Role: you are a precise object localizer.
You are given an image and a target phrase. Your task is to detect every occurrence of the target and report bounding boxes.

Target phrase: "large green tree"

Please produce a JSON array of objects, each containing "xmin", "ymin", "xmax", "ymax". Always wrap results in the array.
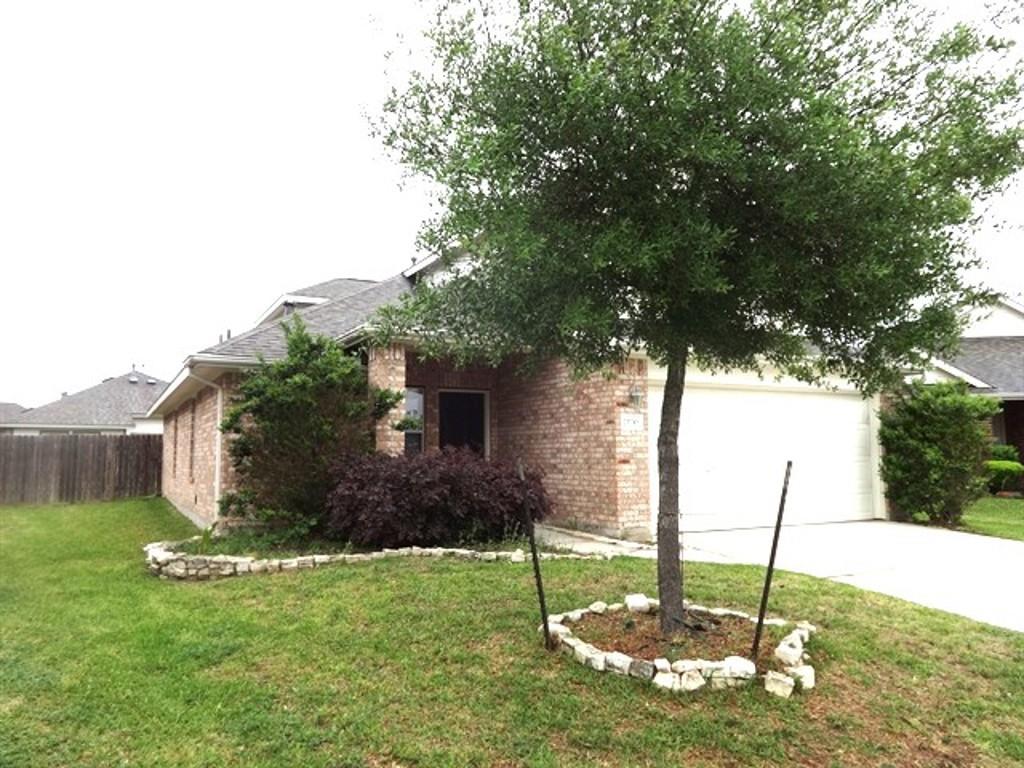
[{"xmin": 376, "ymin": 0, "xmax": 1023, "ymax": 633}]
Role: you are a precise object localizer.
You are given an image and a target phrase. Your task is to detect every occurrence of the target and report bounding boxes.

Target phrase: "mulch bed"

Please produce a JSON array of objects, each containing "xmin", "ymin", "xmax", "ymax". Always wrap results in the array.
[{"xmin": 573, "ymin": 610, "xmax": 787, "ymax": 668}]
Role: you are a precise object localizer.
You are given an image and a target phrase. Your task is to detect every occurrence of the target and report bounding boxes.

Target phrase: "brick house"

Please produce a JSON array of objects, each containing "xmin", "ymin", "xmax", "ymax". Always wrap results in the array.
[
  {"xmin": 924, "ymin": 297, "xmax": 1024, "ymax": 459},
  {"xmin": 1, "ymin": 372, "xmax": 166, "ymax": 435},
  {"xmin": 149, "ymin": 261, "xmax": 892, "ymax": 536}
]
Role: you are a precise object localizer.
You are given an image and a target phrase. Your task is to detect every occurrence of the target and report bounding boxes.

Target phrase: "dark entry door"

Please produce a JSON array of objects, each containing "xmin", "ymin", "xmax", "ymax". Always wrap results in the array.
[{"xmin": 438, "ymin": 391, "xmax": 486, "ymax": 455}]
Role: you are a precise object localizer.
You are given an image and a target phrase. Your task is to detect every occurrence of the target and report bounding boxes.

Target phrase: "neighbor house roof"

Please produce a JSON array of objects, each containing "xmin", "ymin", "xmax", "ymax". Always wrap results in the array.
[
  {"xmin": 202, "ymin": 275, "xmax": 412, "ymax": 362},
  {"xmin": 2, "ymin": 372, "xmax": 168, "ymax": 428},
  {"xmin": 949, "ymin": 337, "xmax": 1024, "ymax": 398},
  {"xmin": 0, "ymin": 402, "xmax": 27, "ymax": 421}
]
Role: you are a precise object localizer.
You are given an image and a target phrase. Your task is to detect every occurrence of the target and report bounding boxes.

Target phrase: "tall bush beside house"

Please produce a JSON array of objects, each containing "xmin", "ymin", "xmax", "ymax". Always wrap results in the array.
[
  {"xmin": 220, "ymin": 318, "xmax": 400, "ymax": 536},
  {"xmin": 879, "ymin": 382, "xmax": 1000, "ymax": 525}
]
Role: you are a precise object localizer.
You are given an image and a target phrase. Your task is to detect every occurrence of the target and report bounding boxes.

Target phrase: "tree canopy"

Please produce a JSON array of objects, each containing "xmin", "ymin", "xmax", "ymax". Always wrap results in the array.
[
  {"xmin": 378, "ymin": 0, "xmax": 1022, "ymax": 388},
  {"xmin": 376, "ymin": 0, "xmax": 1023, "ymax": 632}
]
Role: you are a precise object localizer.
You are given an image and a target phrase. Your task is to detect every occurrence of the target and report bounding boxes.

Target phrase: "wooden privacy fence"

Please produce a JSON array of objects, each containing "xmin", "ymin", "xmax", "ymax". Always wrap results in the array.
[{"xmin": 0, "ymin": 434, "xmax": 162, "ymax": 505}]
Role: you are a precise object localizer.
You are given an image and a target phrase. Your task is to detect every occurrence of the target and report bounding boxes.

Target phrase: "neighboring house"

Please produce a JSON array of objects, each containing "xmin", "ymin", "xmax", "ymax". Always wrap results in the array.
[
  {"xmin": 0, "ymin": 403, "xmax": 27, "ymax": 422},
  {"xmin": 0, "ymin": 372, "xmax": 168, "ymax": 436},
  {"xmin": 150, "ymin": 262, "xmax": 889, "ymax": 536},
  {"xmin": 926, "ymin": 297, "xmax": 1024, "ymax": 458}
]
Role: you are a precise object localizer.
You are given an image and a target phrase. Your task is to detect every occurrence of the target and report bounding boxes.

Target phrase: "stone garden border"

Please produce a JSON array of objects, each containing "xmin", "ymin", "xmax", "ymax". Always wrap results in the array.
[
  {"xmin": 143, "ymin": 537, "xmax": 614, "ymax": 581},
  {"xmin": 547, "ymin": 593, "xmax": 817, "ymax": 699}
]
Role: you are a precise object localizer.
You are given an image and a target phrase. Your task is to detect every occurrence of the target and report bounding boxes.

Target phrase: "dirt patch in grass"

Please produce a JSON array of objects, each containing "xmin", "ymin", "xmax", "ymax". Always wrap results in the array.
[{"xmin": 573, "ymin": 610, "xmax": 786, "ymax": 667}]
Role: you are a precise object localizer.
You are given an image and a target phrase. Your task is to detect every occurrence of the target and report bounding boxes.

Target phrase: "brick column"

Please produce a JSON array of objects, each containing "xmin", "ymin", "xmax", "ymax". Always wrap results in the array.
[
  {"xmin": 367, "ymin": 343, "xmax": 407, "ymax": 455},
  {"xmin": 612, "ymin": 357, "xmax": 652, "ymax": 540}
]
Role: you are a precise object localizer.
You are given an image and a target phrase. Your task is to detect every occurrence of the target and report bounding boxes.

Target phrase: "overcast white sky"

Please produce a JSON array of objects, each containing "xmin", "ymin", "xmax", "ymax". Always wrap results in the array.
[{"xmin": 1, "ymin": 1, "xmax": 1020, "ymax": 408}]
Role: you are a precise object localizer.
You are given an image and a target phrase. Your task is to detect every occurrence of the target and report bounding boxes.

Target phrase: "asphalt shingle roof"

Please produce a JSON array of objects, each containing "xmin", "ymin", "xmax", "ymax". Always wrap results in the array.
[
  {"xmin": 950, "ymin": 337, "xmax": 1024, "ymax": 395},
  {"xmin": 201, "ymin": 275, "xmax": 411, "ymax": 360},
  {"xmin": 2, "ymin": 372, "xmax": 169, "ymax": 427},
  {"xmin": 0, "ymin": 403, "xmax": 27, "ymax": 421},
  {"xmin": 288, "ymin": 277, "xmax": 379, "ymax": 301}
]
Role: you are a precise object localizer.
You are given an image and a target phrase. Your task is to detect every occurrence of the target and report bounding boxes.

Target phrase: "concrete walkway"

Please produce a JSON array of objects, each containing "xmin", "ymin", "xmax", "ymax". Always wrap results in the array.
[{"xmin": 537, "ymin": 521, "xmax": 1024, "ymax": 633}]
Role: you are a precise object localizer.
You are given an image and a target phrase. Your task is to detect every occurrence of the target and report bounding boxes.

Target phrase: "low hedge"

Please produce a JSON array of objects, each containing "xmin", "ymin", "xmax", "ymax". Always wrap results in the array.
[
  {"xmin": 991, "ymin": 443, "xmax": 1020, "ymax": 463},
  {"xmin": 986, "ymin": 460, "xmax": 1024, "ymax": 494},
  {"xmin": 326, "ymin": 448, "xmax": 550, "ymax": 548}
]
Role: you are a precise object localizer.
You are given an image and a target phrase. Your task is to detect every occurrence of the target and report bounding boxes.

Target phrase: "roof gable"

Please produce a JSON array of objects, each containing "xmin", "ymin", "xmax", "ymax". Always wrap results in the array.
[
  {"xmin": 202, "ymin": 275, "xmax": 411, "ymax": 361},
  {"xmin": 948, "ymin": 337, "xmax": 1024, "ymax": 396},
  {"xmin": 963, "ymin": 298, "xmax": 1024, "ymax": 338}
]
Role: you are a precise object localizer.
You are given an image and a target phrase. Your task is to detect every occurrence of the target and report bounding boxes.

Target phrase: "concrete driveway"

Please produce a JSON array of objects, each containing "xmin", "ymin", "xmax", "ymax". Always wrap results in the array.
[{"xmin": 538, "ymin": 521, "xmax": 1024, "ymax": 632}]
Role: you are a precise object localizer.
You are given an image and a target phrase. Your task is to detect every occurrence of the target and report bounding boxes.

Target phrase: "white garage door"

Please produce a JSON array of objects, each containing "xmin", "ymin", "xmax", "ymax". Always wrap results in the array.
[{"xmin": 647, "ymin": 376, "xmax": 881, "ymax": 532}]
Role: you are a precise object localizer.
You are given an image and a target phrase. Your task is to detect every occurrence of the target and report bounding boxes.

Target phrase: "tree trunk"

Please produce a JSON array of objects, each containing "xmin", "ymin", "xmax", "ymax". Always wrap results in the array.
[{"xmin": 657, "ymin": 350, "xmax": 688, "ymax": 634}]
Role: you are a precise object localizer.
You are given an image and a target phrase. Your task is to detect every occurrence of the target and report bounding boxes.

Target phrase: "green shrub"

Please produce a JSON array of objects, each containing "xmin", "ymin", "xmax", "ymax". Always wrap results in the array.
[
  {"xmin": 991, "ymin": 443, "xmax": 1021, "ymax": 463},
  {"xmin": 986, "ymin": 460, "xmax": 1024, "ymax": 493},
  {"xmin": 220, "ymin": 317, "xmax": 400, "ymax": 537},
  {"xmin": 879, "ymin": 381, "xmax": 1000, "ymax": 525}
]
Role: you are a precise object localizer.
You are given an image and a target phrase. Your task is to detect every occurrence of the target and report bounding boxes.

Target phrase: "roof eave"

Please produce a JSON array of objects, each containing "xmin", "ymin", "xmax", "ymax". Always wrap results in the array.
[
  {"xmin": 254, "ymin": 293, "xmax": 329, "ymax": 325},
  {"xmin": 146, "ymin": 355, "xmax": 259, "ymax": 418},
  {"xmin": 930, "ymin": 358, "xmax": 995, "ymax": 390}
]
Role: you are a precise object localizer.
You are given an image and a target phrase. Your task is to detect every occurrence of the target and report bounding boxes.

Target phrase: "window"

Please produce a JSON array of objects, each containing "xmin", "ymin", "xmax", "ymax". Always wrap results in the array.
[{"xmin": 404, "ymin": 387, "xmax": 425, "ymax": 456}]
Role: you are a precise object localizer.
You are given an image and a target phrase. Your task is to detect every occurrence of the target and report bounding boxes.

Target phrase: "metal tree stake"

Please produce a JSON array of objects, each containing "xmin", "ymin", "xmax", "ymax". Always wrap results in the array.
[
  {"xmin": 517, "ymin": 458, "xmax": 556, "ymax": 651},
  {"xmin": 751, "ymin": 460, "xmax": 793, "ymax": 664}
]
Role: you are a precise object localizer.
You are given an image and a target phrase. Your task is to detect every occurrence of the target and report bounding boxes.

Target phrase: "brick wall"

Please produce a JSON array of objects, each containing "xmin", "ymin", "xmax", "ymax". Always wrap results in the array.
[
  {"xmin": 367, "ymin": 344, "xmax": 407, "ymax": 455},
  {"xmin": 405, "ymin": 355, "xmax": 500, "ymax": 455},
  {"xmin": 494, "ymin": 357, "xmax": 650, "ymax": 539},
  {"xmin": 161, "ymin": 373, "xmax": 238, "ymax": 526},
  {"xmin": 369, "ymin": 344, "xmax": 652, "ymax": 539}
]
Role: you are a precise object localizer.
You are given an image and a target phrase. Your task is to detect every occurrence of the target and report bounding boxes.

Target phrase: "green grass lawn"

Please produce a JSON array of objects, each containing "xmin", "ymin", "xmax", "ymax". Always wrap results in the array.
[
  {"xmin": 2, "ymin": 499, "xmax": 1024, "ymax": 767},
  {"xmin": 962, "ymin": 496, "xmax": 1024, "ymax": 542}
]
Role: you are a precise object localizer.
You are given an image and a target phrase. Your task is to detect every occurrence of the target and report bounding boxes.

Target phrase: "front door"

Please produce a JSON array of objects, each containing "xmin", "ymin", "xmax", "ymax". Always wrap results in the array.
[{"xmin": 438, "ymin": 391, "xmax": 487, "ymax": 455}]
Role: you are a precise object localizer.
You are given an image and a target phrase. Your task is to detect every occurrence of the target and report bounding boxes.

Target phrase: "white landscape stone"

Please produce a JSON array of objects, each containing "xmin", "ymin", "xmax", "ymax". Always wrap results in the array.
[
  {"xmin": 654, "ymin": 657, "xmax": 672, "ymax": 674},
  {"xmin": 679, "ymin": 669, "xmax": 707, "ymax": 692},
  {"xmin": 560, "ymin": 636, "xmax": 584, "ymax": 655},
  {"xmin": 719, "ymin": 656, "xmax": 757, "ymax": 679},
  {"xmin": 625, "ymin": 593, "xmax": 651, "ymax": 613},
  {"xmin": 774, "ymin": 639, "xmax": 803, "ymax": 667},
  {"xmin": 586, "ymin": 651, "xmax": 607, "ymax": 671},
  {"xmin": 588, "ymin": 601, "xmax": 608, "ymax": 615},
  {"xmin": 542, "ymin": 623, "xmax": 573, "ymax": 639},
  {"xmin": 573, "ymin": 643, "xmax": 606, "ymax": 671},
  {"xmin": 796, "ymin": 620, "xmax": 817, "ymax": 635},
  {"xmin": 786, "ymin": 665, "xmax": 816, "ymax": 690},
  {"xmin": 605, "ymin": 651, "xmax": 633, "ymax": 675},
  {"xmin": 606, "ymin": 603, "xmax": 624, "ymax": 613},
  {"xmin": 652, "ymin": 671, "xmax": 681, "ymax": 692},
  {"xmin": 628, "ymin": 658, "xmax": 655, "ymax": 680},
  {"xmin": 764, "ymin": 671, "xmax": 796, "ymax": 699},
  {"xmin": 510, "ymin": 549, "xmax": 526, "ymax": 563}
]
